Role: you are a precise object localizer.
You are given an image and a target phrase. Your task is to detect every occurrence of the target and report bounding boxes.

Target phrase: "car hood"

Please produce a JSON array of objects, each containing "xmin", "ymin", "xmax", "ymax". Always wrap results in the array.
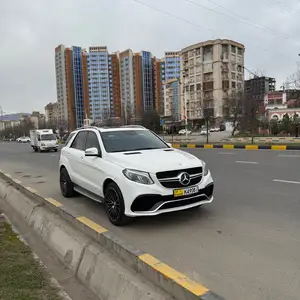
[{"xmin": 105, "ymin": 148, "xmax": 203, "ymax": 173}]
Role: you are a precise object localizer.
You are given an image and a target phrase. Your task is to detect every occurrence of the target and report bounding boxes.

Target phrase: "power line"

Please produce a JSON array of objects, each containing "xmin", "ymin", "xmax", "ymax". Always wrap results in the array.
[
  {"xmin": 205, "ymin": 0, "xmax": 300, "ymax": 44},
  {"xmin": 132, "ymin": 0, "xmax": 215, "ymax": 35},
  {"xmin": 266, "ymin": 0, "xmax": 295, "ymax": 13},
  {"xmin": 184, "ymin": 0, "xmax": 300, "ymax": 45},
  {"xmin": 131, "ymin": 0, "xmax": 297, "ymax": 60}
]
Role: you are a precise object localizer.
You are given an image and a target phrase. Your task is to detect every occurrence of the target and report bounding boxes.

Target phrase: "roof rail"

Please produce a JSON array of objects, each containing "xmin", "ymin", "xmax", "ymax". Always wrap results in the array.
[
  {"xmin": 76, "ymin": 125, "xmax": 99, "ymax": 130},
  {"xmin": 120, "ymin": 125, "xmax": 146, "ymax": 129}
]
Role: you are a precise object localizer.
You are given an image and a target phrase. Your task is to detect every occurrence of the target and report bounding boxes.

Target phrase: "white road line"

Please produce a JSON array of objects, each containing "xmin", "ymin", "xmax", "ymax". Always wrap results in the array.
[
  {"xmin": 278, "ymin": 154, "xmax": 300, "ymax": 158},
  {"xmin": 218, "ymin": 152, "xmax": 235, "ymax": 155},
  {"xmin": 236, "ymin": 161, "xmax": 258, "ymax": 164},
  {"xmin": 273, "ymin": 179, "xmax": 300, "ymax": 185}
]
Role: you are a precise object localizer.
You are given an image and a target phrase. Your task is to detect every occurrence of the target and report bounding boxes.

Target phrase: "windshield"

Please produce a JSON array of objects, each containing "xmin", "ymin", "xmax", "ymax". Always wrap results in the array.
[
  {"xmin": 100, "ymin": 130, "xmax": 168, "ymax": 153},
  {"xmin": 40, "ymin": 134, "xmax": 56, "ymax": 141}
]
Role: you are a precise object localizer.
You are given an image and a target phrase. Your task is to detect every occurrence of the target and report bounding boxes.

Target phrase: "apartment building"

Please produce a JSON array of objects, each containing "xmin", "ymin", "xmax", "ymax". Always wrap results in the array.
[
  {"xmin": 164, "ymin": 51, "xmax": 181, "ymax": 120},
  {"xmin": 44, "ymin": 102, "xmax": 59, "ymax": 124},
  {"xmin": 165, "ymin": 51, "xmax": 181, "ymax": 81},
  {"xmin": 55, "ymin": 45, "xmax": 89, "ymax": 130},
  {"xmin": 153, "ymin": 57, "xmax": 164, "ymax": 115},
  {"xmin": 180, "ymin": 39, "xmax": 245, "ymax": 124},
  {"xmin": 109, "ymin": 53, "xmax": 121, "ymax": 118},
  {"xmin": 54, "ymin": 45, "xmax": 68, "ymax": 125},
  {"xmin": 87, "ymin": 46, "xmax": 111, "ymax": 122},
  {"xmin": 164, "ymin": 79, "xmax": 180, "ymax": 121},
  {"xmin": 141, "ymin": 51, "xmax": 154, "ymax": 113},
  {"xmin": 119, "ymin": 49, "xmax": 135, "ymax": 119}
]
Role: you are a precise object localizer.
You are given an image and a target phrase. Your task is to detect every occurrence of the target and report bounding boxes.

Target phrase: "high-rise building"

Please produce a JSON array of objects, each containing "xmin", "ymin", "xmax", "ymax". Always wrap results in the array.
[
  {"xmin": 54, "ymin": 45, "xmax": 68, "ymax": 126},
  {"xmin": 140, "ymin": 51, "xmax": 154, "ymax": 113},
  {"xmin": 87, "ymin": 46, "xmax": 111, "ymax": 123},
  {"xmin": 153, "ymin": 57, "xmax": 164, "ymax": 115},
  {"xmin": 164, "ymin": 79, "xmax": 180, "ymax": 120},
  {"xmin": 55, "ymin": 45, "xmax": 89, "ymax": 130},
  {"xmin": 109, "ymin": 52, "xmax": 121, "ymax": 118},
  {"xmin": 180, "ymin": 39, "xmax": 245, "ymax": 124},
  {"xmin": 133, "ymin": 52, "xmax": 143, "ymax": 119},
  {"xmin": 119, "ymin": 49, "xmax": 135, "ymax": 120},
  {"xmin": 164, "ymin": 52, "xmax": 181, "ymax": 119},
  {"xmin": 165, "ymin": 51, "xmax": 181, "ymax": 81}
]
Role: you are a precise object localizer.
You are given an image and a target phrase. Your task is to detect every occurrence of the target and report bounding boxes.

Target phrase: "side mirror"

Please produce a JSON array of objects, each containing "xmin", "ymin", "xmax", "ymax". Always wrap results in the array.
[
  {"xmin": 167, "ymin": 142, "xmax": 172, "ymax": 147},
  {"xmin": 85, "ymin": 147, "xmax": 100, "ymax": 157}
]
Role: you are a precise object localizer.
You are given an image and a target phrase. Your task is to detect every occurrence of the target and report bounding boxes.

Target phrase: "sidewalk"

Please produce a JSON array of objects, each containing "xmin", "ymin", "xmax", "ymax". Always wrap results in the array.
[{"xmin": 0, "ymin": 215, "xmax": 64, "ymax": 300}]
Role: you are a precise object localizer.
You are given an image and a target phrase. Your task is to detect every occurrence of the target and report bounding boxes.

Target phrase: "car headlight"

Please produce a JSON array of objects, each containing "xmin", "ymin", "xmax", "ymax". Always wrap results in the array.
[
  {"xmin": 41, "ymin": 143, "xmax": 45, "ymax": 146},
  {"xmin": 122, "ymin": 169, "xmax": 154, "ymax": 185},
  {"xmin": 202, "ymin": 161, "xmax": 209, "ymax": 176}
]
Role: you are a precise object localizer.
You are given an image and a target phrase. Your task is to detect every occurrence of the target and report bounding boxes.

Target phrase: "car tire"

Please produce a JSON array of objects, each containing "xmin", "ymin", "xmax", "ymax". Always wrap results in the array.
[
  {"xmin": 104, "ymin": 182, "xmax": 131, "ymax": 226},
  {"xmin": 60, "ymin": 167, "xmax": 76, "ymax": 197},
  {"xmin": 34, "ymin": 147, "xmax": 38, "ymax": 152},
  {"xmin": 54, "ymin": 149, "xmax": 58, "ymax": 152}
]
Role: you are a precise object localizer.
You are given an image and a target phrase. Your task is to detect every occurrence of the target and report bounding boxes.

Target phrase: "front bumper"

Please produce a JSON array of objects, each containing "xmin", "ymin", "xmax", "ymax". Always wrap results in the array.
[
  {"xmin": 40, "ymin": 145, "xmax": 58, "ymax": 151},
  {"xmin": 120, "ymin": 171, "xmax": 214, "ymax": 217}
]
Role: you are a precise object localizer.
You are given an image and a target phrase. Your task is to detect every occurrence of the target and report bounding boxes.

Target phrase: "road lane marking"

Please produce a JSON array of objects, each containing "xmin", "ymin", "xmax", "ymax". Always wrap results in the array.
[
  {"xmin": 273, "ymin": 179, "xmax": 300, "ymax": 185},
  {"xmin": 236, "ymin": 160, "xmax": 258, "ymax": 164},
  {"xmin": 218, "ymin": 152, "xmax": 235, "ymax": 155},
  {"xmin": 278, "ymin": 154, "xmax": 300, "ymax": 157}
]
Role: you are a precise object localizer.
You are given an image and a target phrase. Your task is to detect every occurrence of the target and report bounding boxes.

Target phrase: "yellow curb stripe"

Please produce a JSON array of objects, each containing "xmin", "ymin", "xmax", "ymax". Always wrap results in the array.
[
  {"xmin": 187, "ymin": 144, "xmax": 196, "ymax": 148},
  {"xmin": 271, "ymin": 145, "xmax": 287, "ymax": 151},
  {"xmin": 245, "ymin": 145, "xmax": 258, "ymax": 150},
  {"xmin": 76, "ymin": 216, "xmax": 108, "ymax": 233},
  {"xmin": 4, "ymin": 173, "xmax": 12, "ymax": 178},
  {"xmin": 204, "ymin": 144, "xmax": 214, "ymax": 149},
  {"xmin": 13, "ymin": 179, "xmax": 22, "ymax": 184},
  {"xmin": 25, "ymin": 187, "xmax": 39, "ymax": 194},
  {"xmin": 172, "ymin": 143, "xmax": 180, "ymax": 148},
  {"xmin": 45, "ymin": 197, "xmax": 63, "ymax": 208},
  {"xmin": 223, "ymin": 144, "xmax": 234, "ymax": 149},
  {"xmin": 139, "ymin": 254, "xmax": 209, "ymax": 296}
]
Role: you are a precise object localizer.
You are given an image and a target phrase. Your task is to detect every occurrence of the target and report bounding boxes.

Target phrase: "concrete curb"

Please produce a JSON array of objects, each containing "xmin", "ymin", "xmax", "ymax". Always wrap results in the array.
[
  {"xmin": 0, "ymin": 171, "xmax": 225, "ymax": 300},
  {"xmin": 171, "ymin": 143, "xmax": 300, "ymax": 150}
]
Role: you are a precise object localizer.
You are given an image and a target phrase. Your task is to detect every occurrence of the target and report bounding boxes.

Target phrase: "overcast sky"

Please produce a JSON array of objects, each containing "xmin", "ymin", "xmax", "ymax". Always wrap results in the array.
[{"xmin": 1, "ymin": 0, "xmax": 300, "ymax": 114}]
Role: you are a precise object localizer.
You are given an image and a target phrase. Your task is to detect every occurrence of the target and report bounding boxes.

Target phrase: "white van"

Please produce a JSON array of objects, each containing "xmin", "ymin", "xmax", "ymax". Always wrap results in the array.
[{"xmin": 30, "ymin": 129, "xmax": 58, "ymax": 152}]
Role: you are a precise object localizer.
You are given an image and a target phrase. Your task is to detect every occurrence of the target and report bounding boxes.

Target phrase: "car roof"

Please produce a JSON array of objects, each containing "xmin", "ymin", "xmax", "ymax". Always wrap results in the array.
[{"xmin": 72, "ymin": 125, "xmax": 148, "ymax": 134}]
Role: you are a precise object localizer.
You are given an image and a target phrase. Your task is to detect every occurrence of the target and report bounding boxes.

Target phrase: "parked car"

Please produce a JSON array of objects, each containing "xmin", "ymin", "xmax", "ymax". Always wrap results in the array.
[
  {"xmin": 59, "ymin": 125, "xmax": 214, "ymax": 226},
  {"xmin": 200, "ymin": 129, "xmax": 210, "ymax": 135},
  {"xmin": 178, "ymin": 129, "xmax": 192, "ymax": 135},
  {"xmin": 16, "ymin": 136, "xmax": 30, "ymax": 143}
]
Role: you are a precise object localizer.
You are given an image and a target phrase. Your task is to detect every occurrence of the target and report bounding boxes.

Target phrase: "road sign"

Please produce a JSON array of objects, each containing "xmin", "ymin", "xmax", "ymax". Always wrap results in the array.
[{"xmin": 160, "ymin": 119, "xmax": 165, "ymax": 125}]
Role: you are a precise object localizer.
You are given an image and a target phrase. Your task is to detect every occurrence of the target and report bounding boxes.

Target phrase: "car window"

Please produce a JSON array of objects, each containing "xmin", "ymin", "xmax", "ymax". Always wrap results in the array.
[
  {"xmin": 70, "ymin": 131, "xmax": 88, "ymax": 151},
  {"xmin": 86, "ymin": 131, "xmax": 100, "ymax": 151},
  {"xmin": 100, "ymin": 130, "xmax": 168, "ymax": 153},
  {"xmin": 65, "ymin": 132, "xmax": 76, "ymax": 146}
]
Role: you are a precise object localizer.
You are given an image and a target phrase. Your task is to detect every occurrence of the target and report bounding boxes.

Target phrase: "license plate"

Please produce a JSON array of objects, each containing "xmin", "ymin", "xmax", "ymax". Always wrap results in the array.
[{"xmin": 173, "ymin": 186, "xmax": 199, "ymax": 197}]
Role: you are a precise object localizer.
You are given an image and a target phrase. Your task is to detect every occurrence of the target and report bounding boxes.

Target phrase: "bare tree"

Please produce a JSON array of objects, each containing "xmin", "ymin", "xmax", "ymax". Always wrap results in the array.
[
  {"xmin": 286, "ymin": 67, "xmax": 300, "ymax": 90},
  {"xmin": 223, "ymin": 90, "xmax": 256, "ymax": 136}
]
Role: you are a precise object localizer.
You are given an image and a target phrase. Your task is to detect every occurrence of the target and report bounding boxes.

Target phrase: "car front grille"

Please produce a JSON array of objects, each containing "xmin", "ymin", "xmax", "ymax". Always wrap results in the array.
[{"xmin": 156, "ymin": 167, "xmax": 202, "ymax": 188}]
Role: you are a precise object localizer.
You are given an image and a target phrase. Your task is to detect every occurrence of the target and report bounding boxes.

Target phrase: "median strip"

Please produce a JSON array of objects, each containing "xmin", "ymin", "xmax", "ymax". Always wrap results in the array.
[
  {"xmin": 0, "ymin": 171, "xmax": 225, "ymax": 300},
  {"xmin": 172, "ymin": 143, "xmax": 300, "ymax": 150}
]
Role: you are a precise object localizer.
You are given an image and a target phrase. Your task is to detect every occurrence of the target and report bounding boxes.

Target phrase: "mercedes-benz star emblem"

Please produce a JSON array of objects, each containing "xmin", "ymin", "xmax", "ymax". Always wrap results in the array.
[{"xmin": 179, "ymin": 172, "xmax": 191, "ymax": 186}]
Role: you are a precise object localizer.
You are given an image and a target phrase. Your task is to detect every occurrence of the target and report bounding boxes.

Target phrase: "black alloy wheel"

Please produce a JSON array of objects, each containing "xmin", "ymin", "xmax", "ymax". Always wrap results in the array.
[
  {"xmin": 104, "ymin": 182, "xmax": 130, "ymax": 226},
  {"xmin": 60, "ymin": 167, "xmax": 75, "ymax": 197}
]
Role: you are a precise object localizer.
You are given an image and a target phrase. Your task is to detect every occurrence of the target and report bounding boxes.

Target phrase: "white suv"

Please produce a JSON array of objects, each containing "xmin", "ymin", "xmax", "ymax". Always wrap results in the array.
[{"xmin": 59, "ymin": 126, "xmax": 214, "ymax": 226}]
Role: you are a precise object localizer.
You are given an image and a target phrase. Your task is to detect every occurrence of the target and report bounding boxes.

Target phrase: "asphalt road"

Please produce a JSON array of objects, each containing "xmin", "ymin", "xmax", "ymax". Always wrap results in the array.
[{"xmin": 0, "ymin": 142, "xmax": 300, "ymax": 300}]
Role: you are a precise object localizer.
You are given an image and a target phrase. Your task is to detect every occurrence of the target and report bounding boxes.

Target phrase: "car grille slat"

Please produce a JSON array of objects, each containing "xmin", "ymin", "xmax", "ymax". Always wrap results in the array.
[{"xmin": 156, "ymin": 167, "xmax": 203, "ymax": 188}]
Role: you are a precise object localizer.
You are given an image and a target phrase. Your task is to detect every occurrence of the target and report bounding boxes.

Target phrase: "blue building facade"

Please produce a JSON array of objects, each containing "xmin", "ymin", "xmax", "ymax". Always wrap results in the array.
[
  {"xmin": 164, "ymin": 52, "xmax": 181, "ymax": 118},
  {"xmin": 71, "ymin": 46, "xmax": 85, "ymax": 128},
  {"xmin": 141, "ymin": 51, "xmax": 154, "ymax": 113},
  {"xmin": 87, "ymin": 46, "xmax": 111, "ymax": 123}
]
